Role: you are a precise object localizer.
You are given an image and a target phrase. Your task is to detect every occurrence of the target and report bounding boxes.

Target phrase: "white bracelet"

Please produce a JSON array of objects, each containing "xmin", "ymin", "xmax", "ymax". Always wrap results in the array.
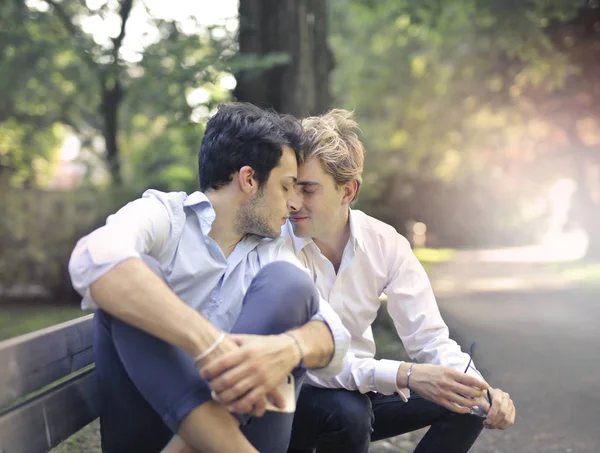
[
  {"xmin": 395, "ymin": 361, "xmax": 409, "ymax": 403},
  {"xmin": 193, "ymin": 332, "xmax": 226, "ymax": 364}
]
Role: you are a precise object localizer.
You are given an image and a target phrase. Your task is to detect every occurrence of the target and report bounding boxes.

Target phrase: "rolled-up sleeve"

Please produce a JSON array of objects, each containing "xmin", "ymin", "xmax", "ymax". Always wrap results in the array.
[{"xmin": 68, "ymin": 191, "xmax": 176, "ymax": 310}]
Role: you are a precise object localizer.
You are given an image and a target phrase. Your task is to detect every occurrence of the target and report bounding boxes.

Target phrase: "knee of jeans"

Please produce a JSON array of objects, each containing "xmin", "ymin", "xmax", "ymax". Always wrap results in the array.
[
  {"xmin": 258, "ymin": 261, "xmax": 320, "ymax": 318},
  {"xmin": 329, "ymin": 393, "xmax": 374, "ymax": 442},
  {"xmin": 324, "ymin": 391, "xmax": 373, "ymax": 433}
]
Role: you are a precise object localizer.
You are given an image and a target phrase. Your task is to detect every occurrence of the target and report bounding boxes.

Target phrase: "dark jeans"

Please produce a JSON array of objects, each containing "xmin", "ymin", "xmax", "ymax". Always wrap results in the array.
[
  {"xmin": 94, "ymin": 259, "xmax": 320, "ymax": 453},
  {"xmin": 287, "ymin": 385, "xmax": 484, "ymax": 453}
]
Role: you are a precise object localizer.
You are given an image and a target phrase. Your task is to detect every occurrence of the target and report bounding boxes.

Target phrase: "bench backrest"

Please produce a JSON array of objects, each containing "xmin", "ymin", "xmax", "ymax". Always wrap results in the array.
[{"xmin": 0, "ymin": 314, "xmax": 99, "ymax": 453}]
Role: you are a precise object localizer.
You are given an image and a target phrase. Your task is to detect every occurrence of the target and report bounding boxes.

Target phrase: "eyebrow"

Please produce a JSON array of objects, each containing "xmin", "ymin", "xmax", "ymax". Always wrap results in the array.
[
  {"xmin": 295, "ymin": 181, "xmax": 320, "ymax": 187},
  {"xmin": 283, "ymin": 176, "xmax": 297, "ymax": 183}
]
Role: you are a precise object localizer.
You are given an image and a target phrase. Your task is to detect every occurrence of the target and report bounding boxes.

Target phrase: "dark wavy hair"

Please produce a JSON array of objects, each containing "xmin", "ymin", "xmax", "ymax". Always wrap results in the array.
[{"xmin": 198, "ymin": 103, "xmax": 306, "ymax": 192}]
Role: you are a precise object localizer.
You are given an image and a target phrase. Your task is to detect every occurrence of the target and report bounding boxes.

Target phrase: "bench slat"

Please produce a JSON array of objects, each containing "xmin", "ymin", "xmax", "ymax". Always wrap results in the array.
[
  {"xmin": 0, "ymin": 314, "xmax": 94, "ymax": 409},
  {"xmin": 0, "ymin": 367, "xmax": 99, "ymax": 453}
]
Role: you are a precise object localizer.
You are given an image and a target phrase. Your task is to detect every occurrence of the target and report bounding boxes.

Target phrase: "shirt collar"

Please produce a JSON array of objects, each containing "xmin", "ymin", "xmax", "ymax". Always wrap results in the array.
[
  {"xmin": 348, "ymin": 208, "xmax": 366, "ymax": 252},
  {"xmin": 183, "ymin": 191, "xmax": 215, "ymax": 236},
  {"xmin": 183, "ymin": 191, "xmax": 212, "ymax": 208},
  {"xmin": 287, "ymin": 208, "xmax": 366, "ymax": 254}
]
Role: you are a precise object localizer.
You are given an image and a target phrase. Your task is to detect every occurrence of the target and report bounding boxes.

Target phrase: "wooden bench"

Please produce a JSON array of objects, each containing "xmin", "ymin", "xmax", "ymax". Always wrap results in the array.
[{"xmin": 0, "ymin": 314, "xmax": 99, "ymax": 453}]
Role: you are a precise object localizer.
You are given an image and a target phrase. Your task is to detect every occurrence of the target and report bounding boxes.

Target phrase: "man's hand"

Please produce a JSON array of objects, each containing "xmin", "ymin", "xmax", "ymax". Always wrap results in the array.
[
  {"xmin": 199, "ymin": 333, "xmax": 300, "ymax": 417},
  {"xmin": 397, "ymin": 363, "xmax": 489, "ymax": 414},
  {"xmin": 194, "ymin": 334, "xmax": 270, "ymax": 417},
  {"xmin": 483, "ymin": 388, "xmax": 515, "ymax": 429}
]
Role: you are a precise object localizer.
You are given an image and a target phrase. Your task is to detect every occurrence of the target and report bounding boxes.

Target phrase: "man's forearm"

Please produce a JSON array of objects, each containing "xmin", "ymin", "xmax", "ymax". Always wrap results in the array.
[
  {"xmin": 288, "ymin": 320, "xmax": 334, "ymax": 369},
  {"xmin": 90, "ymin": 257, "xmax": 220, "ymax": 357}
]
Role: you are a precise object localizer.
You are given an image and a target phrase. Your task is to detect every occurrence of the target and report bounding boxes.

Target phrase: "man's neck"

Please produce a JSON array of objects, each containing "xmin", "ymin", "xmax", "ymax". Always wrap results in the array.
[
  {"xmin": 313, "ymin": 208, "xmax": 351, "ymax": 273},
  {"xmin": 204, "ymin": 190, "xmax": 243, "ymax": 258}
]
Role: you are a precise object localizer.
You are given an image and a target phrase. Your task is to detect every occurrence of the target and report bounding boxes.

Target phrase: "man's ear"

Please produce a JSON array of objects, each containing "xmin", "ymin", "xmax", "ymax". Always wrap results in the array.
[
  {"xmin": 237, "ymin": 165, "xmax": 259, "ymax": 195},
  {"xmin": 341, "ymin": 180, "xmax": 359, "ymax": 204}
]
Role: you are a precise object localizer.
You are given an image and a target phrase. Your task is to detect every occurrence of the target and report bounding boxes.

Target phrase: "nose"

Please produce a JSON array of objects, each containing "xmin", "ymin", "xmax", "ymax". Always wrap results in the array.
[{"xmin": 287, "ymin": 189, "xmax": 303, "ymax": 212}]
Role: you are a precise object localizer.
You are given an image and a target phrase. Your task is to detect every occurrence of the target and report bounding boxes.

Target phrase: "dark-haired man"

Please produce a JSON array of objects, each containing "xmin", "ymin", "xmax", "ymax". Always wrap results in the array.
[{"xmin": 69, "ymin": 103, "xmax": 349, "ymax": 453}]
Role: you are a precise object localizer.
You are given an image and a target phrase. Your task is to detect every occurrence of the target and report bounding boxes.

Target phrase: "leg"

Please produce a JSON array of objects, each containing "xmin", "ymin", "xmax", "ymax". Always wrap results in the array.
[
  {"xmin": 287, "ymin": 386, "xmax": 374, "ymax": 453},
  {"xmin": 94, "ymin": 308, "xmax": 173, "ymax": 453},
  {"xmin": 370, "ymin": 392, "xmax": 484, "ymax": 453},
  {"xmin": 96, "ymin": 308, "xmax": 253, "ymax": 453},
  {"xmin": 95, "ymin": 258, "xmax": 318, "ymax": 453},
  {"xmin": 234, "ymin": 262, "xmax": 320, "ymax": 453}
]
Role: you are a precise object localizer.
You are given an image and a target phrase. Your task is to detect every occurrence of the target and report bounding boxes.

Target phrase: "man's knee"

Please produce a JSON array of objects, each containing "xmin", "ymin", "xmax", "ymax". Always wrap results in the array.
[
  {"xmin": 296, "ymin": 388, "xmax": 373, "ymax": 446},
  {"xmin": 253, "ymin": 261, "xmax": 320, "ymax": 320},
  {"xmin": 327, "ymin": 391, "xmax": 374, "ymax": 441}
]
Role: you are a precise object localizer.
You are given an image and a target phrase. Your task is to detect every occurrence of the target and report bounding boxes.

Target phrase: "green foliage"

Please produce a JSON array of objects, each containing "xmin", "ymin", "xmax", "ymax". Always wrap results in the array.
[
  {"xmin": 331, "ymin": 0, "xmax": 599, "ymax": 243},
  {"xmin": 0, "ymin": 1, "xmax": 96, "ymax": 186},
  {"xmin": 1, "ymin": 0, "xmax": 241, "ymax": 187},
  {"xmin": 0, "ymin": 186, "xmax": 142, "ymax": 302}
]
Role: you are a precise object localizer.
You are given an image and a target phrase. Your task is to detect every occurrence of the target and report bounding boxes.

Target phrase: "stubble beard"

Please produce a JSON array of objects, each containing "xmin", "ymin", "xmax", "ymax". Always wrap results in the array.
[{"xmin": 236, "ymin": 188, "xmax": 278, "ymax": 238}]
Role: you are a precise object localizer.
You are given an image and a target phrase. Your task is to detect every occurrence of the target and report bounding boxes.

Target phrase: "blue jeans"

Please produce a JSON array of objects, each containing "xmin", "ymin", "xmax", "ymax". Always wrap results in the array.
[
  {"xmin": 94, "ymin": 259, "xmax": 319, "ymax": 453},
  {"xmin": 287, "ymin": 385, "xmax": 484, "ymax": 453}
]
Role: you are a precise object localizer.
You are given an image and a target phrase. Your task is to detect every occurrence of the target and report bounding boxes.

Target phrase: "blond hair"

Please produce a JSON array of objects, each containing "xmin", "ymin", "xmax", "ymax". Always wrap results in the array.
[{"xmin": 301, "ymin": 109, "xmax": 365, "ymax": 203}]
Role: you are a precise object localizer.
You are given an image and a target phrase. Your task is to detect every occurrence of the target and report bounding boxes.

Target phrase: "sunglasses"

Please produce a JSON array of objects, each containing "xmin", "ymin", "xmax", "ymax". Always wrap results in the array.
[{"xmin": 464, "ymin": 342, "xmax": 492, "ymax": 419}]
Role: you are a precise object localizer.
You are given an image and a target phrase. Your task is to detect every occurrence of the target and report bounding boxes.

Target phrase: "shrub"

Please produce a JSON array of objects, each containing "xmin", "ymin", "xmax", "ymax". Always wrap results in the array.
[{"xmin": 0, "ymin": 185, "xmax": 142, "ymax": 304}]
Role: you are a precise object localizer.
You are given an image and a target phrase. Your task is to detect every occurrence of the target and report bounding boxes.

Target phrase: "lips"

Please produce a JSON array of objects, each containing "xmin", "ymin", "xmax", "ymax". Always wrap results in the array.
[{"xmin": 290, "ymin": 217, "xmax": 308, "ymax": 223}]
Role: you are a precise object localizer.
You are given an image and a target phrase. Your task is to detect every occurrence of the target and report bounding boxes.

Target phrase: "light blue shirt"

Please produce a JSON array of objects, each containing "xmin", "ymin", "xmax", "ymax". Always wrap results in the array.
[{"xmin": 69, "ymin": 189, "xmax": 349, "ymax": 377}]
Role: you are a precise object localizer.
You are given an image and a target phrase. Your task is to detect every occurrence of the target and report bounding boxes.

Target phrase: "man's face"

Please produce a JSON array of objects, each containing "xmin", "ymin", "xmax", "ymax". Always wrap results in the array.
[
  {"xmin": 290, "ymin": 156, "xmax": 346, "ymax": 239},
  {"xmin": 237, "ymin": 145, "xmax": 301, "ymax": 238}
]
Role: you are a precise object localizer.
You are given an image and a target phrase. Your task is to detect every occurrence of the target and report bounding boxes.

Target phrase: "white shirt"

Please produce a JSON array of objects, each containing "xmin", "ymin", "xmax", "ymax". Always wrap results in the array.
[
  {"xmin": 69, "ymin": 189, "xmax": 350, "ymax": 378},
  {"xmin": 282, "ymin": 209, "xmax": 483, "ymax": 395}
]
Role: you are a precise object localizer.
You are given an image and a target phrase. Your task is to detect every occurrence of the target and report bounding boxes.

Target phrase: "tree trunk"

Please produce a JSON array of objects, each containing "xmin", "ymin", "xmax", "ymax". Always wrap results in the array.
[
  {"xmin": 100, "ymin": 72, "xmax": 123, "ymax": 185},
  {"xmin": 235, "ymin": 0, "xmax": 333, "ymax": 116}
]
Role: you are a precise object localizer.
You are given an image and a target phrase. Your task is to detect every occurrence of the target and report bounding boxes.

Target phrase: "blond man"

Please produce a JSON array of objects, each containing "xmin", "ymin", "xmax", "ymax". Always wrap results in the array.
[{"xmin": 283, "ymin": 110, "xmax": 515, "ymax": 453}]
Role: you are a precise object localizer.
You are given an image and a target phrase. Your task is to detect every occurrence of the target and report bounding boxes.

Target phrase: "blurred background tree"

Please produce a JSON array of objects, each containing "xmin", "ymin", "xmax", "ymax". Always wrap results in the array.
[
  {"xmin": 1, "ymin": 0, "xmax": 598, "ymax": 303},
  {"xmin": 235, "ymin": 0, "xmax": 333, "ymax": 116}
]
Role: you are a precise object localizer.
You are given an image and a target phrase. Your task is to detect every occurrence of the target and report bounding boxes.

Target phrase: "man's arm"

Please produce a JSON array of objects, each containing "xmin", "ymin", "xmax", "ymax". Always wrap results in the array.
[
  {"xmin": 287, "ymin": 319, "xmax": 334, "ymax": 369},
  {"xmin": 200, "ymin": 318, "xmax": 339, "ymax": 415},
  {"xmin": 384, "ymin": 234, "xmax": 485, "ymax": 380},
  {"xmin": 385, "ymin": 234, "xmax": 515, "ymax": 425},
  {"xmin": 69, "ymin": 193, "xmax": 226, "ymax": 357},
  {"xmin": 89, "ymin": 257, "xmax": 227, "ymax": 358},
  {"xmin": 200, "ymin": 243, "xmax": 350, "ymax": 414},
  {"xmin": 201, "ymin": 299, "xmax": 346, "ymax": 415}
]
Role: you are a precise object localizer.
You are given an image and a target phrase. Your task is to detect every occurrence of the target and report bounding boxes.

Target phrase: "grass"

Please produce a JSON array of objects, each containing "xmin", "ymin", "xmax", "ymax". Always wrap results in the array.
[
  {"xmin": 0, "ymin": 304, "xmax": 87, "ymax": 341},
  {"xmin": 544, "ymin": 260, "xmax": 600, "ymax": 289},
  {"xmin": 49, "ymin": 420, "xmax": 101, "ymax": 453},
  {"xmin": 413, "ymin": 247, "xmax": 454, "ymax": 265},
  {"xmin": 560, "ymin": 262, "xmax": 600, "ymax": 288}
]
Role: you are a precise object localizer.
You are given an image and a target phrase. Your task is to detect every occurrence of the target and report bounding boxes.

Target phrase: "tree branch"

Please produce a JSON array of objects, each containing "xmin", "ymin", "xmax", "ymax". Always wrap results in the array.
[
  {"xmin": 111, "ymin": 0, "xmax": 133, "ymax": 63},
  {"xmin": 42, "ymin": 0, "xmax": 98, "ymax": 72}
]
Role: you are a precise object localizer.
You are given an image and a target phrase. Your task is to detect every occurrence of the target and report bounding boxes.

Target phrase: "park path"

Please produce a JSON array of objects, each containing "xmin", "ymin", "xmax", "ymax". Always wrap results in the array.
[{"xmin": 373, "ymin": 240, "xmax": 600, "ymax": 453}]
